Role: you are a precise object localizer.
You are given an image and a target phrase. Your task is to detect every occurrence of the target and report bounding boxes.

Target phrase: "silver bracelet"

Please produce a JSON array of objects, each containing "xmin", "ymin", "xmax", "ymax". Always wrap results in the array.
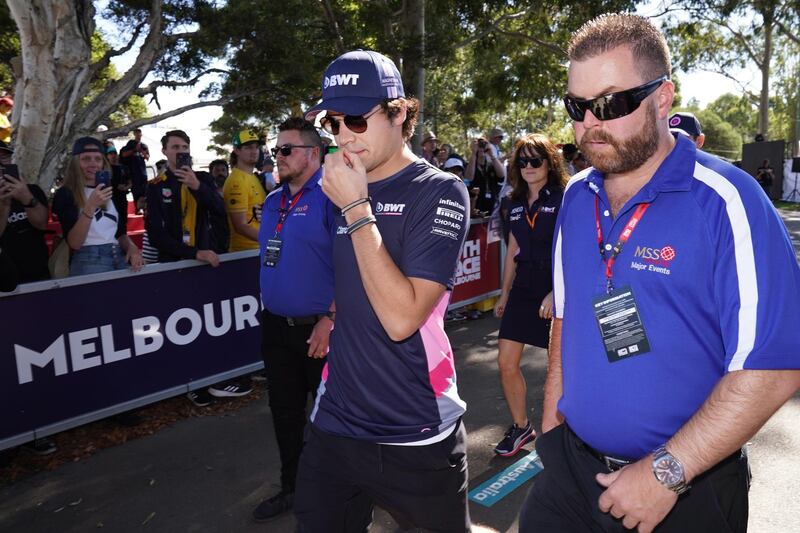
[{"xmin": 346, "ymin": 215, "xmax": 376, "ymax": 235}]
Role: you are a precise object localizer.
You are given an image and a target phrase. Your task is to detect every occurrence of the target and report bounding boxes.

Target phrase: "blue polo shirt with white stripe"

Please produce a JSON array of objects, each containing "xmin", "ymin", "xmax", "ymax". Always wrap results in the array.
[
  {"xmin": 553, "ymin": 134, "xmax": 800, "ymax": 459},
  {"xmin": 259, "ymin": 167, "xmax": 335, "ymax": 317}
]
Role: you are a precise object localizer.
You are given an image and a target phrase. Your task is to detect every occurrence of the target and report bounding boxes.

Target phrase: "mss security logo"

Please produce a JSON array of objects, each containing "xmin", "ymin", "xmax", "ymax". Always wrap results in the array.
[{"xmin": 631, "ymin": 244, "xmax": 677, "ymax": 275}]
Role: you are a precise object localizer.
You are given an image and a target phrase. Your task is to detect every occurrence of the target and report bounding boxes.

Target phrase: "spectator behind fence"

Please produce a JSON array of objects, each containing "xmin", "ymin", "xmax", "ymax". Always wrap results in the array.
[
  {"xmin": 224, "ymin": 129, "xmax": 266, "ymax": 252},
  {"xmin": 0, "ymin": 96, "xmax": 13, "ymax": 143},
  {"xmin": 52, "ymin": 137, "xmax": 143, "ymax": 276},
  {"xmin": 209, "ymin": 159, "xmax": 229, "ymax": 193},
  {"xmin": 493, "ymin": 134, "xmax": 568, "ymax": 458},
  {"xmin": 562, "ymin": 142, "xmax": 579, "ymax": 175},
  {"xmin": 259, "ymin": 154, "xmax": 277, "ymax": 192},
  {"xmin": 487, "ymin": 127, "xmax": 507, "ymax": 165},
  {"xmin": 120, "ymin": 128, "xmax": 150, "ymax": 213},
  {"xmin": 0, "ymin": 141, "xmax": 50, "ymax": 283},
  {"xmin": 668, "ymin": 111, "xmax": 705, "ymax": 149},
  {"xmin": 104, "ymin": 141, "xmax": 130, "ymax": 235},
  {"xmin": 756, "ymin": 158, "xmax": 774, "ymax": 198},
  {"xmin": 466, "ymin": 136, "xmax": 505, "ymax": 214},
  {"xmin": 421, "ymin": 131, "xmax": 438, "ymax": 164},
  {"xmin": 144, "ymin": 130, "xmax": 224, "ymax": 266}
]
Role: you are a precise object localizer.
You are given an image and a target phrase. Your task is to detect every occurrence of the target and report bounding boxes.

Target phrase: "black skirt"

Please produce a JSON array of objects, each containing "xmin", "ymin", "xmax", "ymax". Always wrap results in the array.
[{"xmin": 498, "ymin": 261, "xmax": 552, "ymax": 348}]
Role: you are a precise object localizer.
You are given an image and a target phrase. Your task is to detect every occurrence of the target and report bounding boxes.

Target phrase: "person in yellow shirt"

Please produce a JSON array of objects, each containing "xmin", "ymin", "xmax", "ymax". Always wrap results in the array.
[
  {"xmin": 0, "ymin": 97, "xmax": 13, "ymax": 144},
  {"xmin": 224, "ymin": 129, "xmax": 266, "ymax": 251}
]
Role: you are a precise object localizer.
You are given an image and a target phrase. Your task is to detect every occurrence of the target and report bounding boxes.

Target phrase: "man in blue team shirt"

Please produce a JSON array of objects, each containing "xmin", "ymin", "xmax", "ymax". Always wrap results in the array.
[
  {"xmin": 298, "ymin": 50, "xmax": 471, "ymax": 532},
  {"xmin": 252, "ymin": 117, "xmax": 335, "ymax": 522},
  {"xmin": 523, "ymin": 14, "xmax": 800, "ymax": 533}
]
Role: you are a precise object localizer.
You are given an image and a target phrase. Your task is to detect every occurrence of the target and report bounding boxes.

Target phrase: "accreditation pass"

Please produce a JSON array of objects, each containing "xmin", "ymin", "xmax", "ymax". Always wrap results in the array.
[{"xmin": 592, "ymin": 285, "xmax": 651, "ymax": 363}]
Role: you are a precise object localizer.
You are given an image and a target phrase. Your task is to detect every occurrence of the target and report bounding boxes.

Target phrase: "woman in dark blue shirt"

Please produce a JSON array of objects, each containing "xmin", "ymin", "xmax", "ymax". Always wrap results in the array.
[{"xmin": 493, "ymin": 133, "xmax": 568, "ymax": 456}]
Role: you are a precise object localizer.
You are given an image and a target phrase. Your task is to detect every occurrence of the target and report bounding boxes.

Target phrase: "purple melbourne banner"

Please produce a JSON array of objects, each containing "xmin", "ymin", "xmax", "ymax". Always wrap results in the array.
[{"xmin": 0, "ymin": 252, "xmax": 263, "ymax": 450}]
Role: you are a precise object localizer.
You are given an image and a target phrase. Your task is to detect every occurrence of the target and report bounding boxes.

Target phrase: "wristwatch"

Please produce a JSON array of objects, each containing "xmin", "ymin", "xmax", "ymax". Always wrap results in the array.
[
  {"xmin": 23, "ymin": 197, "xmax": 38, "ymax": 208},
  {"xmin": 651, "ymin": 445, "xmax": 690, "ymax": 494}
]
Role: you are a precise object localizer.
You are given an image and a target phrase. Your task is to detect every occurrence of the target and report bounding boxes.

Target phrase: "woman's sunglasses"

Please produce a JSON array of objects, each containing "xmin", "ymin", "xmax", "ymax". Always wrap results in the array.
[
  {"xmin": 563, "ymin": 76, "xmax": 667, "ymax": 122},
  {"xmin": 320, "ymin": 107, "xmax": 382, "ymax": 135},
  {"xmin": 517, "ymin": 156, "xmax": 544, "ymax": 169},
  {"xmin": 271, "ymin": 144, "xmax": 315, "ymax": 157}
]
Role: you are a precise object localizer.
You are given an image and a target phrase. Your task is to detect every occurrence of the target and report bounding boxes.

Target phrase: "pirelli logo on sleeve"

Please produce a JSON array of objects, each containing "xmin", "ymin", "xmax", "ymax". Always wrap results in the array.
[{"xmin": 431, "ymin": 198, "xmax": 466, "ymax": 240}]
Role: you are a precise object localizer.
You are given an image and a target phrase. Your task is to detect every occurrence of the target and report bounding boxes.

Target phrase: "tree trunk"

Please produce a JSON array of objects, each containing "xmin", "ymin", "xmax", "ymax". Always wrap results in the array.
[
  {"xmin": 758, "ymin": 6, "xmax": 774, "ymax": 138},
  {"xmin": 402, "ymin": 0, "xmax": 425, "ymax": 154}
]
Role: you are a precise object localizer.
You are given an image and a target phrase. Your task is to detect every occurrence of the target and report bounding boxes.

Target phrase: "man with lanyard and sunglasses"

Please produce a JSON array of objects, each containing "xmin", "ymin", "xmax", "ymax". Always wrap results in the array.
[
  {"xmin": 252, "ymin": 117, "xmax": 335, "ymax": 522},
  {"xmin": 522, "ymin": 13, "xmax": 800, "ymax": 533},
  {"xmin": 296, "ymin": 50, "xmax": 471, "ymax": 532}
]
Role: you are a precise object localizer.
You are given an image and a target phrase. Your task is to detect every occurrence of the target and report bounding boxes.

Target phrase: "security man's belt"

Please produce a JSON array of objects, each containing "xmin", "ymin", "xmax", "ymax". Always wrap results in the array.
[
  {"xmin": 567, "ymin": 424, "xmax": 634, "ymax": 472},
  {"xmin": 284, "ymin": 314, "xmax": 324, "ymax": 327}
]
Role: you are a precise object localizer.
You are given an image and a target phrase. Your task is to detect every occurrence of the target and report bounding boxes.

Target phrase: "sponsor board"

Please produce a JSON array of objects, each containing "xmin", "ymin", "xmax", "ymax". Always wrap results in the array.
[{"xmin": 468, "ymin": 451, "xmax": 544, "ymax": 507}]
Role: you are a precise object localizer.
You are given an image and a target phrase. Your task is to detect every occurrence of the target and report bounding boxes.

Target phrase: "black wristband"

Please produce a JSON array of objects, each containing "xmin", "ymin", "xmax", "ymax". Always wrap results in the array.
[
  {"xmin": 346, "ymin": 214, "xmax": 376, "ymax": 235},
  {"xmin": 341, "ymin": 197, "xmax": 371, "ymax": 215}
]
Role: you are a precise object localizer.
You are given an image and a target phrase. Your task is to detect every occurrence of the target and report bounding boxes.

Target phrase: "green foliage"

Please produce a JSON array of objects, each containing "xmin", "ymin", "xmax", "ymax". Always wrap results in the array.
[
  {"xmin": 707, "ymin": 93, "xmax": 758, "ymax": 142},
  {"xmin": 694, "ymin": 108, "xmax": 743, "ymax": 160},
  {"xmin": 0, "ymin": 3, "xmax": 19, "ymax": 93}
]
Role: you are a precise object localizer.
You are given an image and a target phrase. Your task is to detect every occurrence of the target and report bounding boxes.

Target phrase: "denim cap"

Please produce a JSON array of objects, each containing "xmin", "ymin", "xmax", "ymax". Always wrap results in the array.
[{"xmin": 305, "ymin": 50, "xmax": 405, "ymax": 120}]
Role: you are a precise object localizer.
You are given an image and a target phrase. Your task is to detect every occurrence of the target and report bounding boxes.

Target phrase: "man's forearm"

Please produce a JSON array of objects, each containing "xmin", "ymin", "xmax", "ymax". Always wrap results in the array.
[
  {"xmin": 668, "ymin": 369, "xmax": 800, "ymax": 482},
  {"xmin": 542, "ymin": 318, "xmax": 564, "ymax": 430}
]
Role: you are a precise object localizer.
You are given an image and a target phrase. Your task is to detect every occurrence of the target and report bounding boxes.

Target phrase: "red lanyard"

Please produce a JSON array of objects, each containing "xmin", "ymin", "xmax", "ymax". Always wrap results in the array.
[
  {"xmin": 595, "ymin": 196, "xmax": 650, "ymax": 292},
  {"xmin": 274, "ymin": 188, "xmax": 305, "ymax": 236}
]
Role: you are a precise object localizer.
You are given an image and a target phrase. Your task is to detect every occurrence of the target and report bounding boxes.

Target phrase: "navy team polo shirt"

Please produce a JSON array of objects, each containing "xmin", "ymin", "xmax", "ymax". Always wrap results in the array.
[
  {"xmin": 258, "ymin": 167, "xmax": 335, "ymax": 317},
  {"xmin": 507, "ymin": 185, "xmax": 563, "ymax": 266},
  {"xmin": 310, "ymin": 160, "xmax": 470, "ymax": 444},
  {"xmin": 553, "ymin": 134, "xmax": 800, "ymax": 459}
]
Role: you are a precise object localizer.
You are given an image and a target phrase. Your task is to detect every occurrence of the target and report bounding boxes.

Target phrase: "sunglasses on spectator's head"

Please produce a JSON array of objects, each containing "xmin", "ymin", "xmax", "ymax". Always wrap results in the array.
[
  {"xmin": 271, "ymin": 144, "xmax": 315, "ymax": 157},
  {"xmin": 320, "ymin": 107, "xmax": 383, "ymax": 136},
  {"xmin": 517, "ymin": 156, "xmax": 545, "ymax": 169},
  {"xmin": 563, "ymin": 76, "xmax": 668, "ymax": 122}
]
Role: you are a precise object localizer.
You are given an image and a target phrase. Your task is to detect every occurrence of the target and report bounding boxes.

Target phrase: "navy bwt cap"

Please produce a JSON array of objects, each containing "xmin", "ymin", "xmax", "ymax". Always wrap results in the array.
[
  {"xmin": 305, "ymin": 50, "xmax": 405, "ymax": 120},
  {"xmin": 668, "ymin": 112, "xmax": 702, "ymax": 138}
]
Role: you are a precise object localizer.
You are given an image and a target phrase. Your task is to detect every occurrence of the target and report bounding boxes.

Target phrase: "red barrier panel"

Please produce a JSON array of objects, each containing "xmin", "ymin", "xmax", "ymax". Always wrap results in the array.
[{"xmin": 450, "ymin": 217, "xmax": 503, "ymax": 309}]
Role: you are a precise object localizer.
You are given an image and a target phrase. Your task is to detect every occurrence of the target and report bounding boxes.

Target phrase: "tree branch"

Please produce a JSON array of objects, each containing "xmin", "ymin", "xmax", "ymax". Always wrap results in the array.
[
  {"xmin": 133, "ymin": 68, "xmax": 230, "ymax": 97},
  {"xmin": 455, "ymin": 8, "xmax": 531, "ymax": 49},
  {"xmin": 690, "ymin": 11, "xmax": 764, "ymax": 68},
  {"xmin": 99, "ymin": 89, "xmax": 269, "ymax": 139},
  {"xmin": 90, "ymin": 20, "xmax": 147, "ymax": 79},
  {"xmin": 319, "ymin": 0, "xmax": 346, "ymax": 54},
  {"xmin": 775, "ymin": 19, "xmax": 800, "ymax": 46},
  {"xmin": 495, "ymin": 29, "xmax": 567, "ymax": 58}
]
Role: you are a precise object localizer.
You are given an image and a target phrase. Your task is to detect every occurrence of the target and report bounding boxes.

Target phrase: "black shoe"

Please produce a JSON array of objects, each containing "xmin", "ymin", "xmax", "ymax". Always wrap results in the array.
[
  {"xmin": 208, "ymin": 380, "xmax": 253, "ymax": 398},
  {"xmin": 494, "ymin": 422, "xmax": 535, "ymax": 457},
  {"xmin": 187, "ymin": 389, "xmax": 215, "ymax": 407},
  {"xmin": 25, "ymin": 437, "xmax": 57, "ymax": 456},
  {"xmin": 252, "ymin": 491, "xmax": 294, "ymax": 522}
]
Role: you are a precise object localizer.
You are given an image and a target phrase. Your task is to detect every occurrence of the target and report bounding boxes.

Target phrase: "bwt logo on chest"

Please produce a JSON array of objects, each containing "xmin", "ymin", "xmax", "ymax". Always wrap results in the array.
[{"xmin": 323, "ymin": 74, "xmax": 360, "ymax": 88}]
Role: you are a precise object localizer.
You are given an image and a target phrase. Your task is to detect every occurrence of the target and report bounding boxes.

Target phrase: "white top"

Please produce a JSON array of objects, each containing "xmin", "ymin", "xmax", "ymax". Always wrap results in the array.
[{"xmin": 82, "ymin": 187, "xmax": 120, "ymax": 246}]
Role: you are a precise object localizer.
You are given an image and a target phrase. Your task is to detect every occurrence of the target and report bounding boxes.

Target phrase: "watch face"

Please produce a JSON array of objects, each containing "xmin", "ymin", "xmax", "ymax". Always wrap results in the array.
[{"xmin": 654, "ymin": 456, "xmax": 683, "ymax": 486}]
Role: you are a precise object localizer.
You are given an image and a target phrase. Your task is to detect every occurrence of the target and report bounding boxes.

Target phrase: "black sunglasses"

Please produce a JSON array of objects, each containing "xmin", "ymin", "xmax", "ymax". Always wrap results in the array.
[
  {"xmin": 517, "ymin": 156, "xmax": 545, "ymax": 169},
  {"xmin": 320, "ymin": 107, "xmax": 383, "ymax": 135},
  {"xmin": 271, "ymin": 144, "xmax": 315, "ymax": 157},
  {"xmin": 563, "ymin": 76, "xmax": 668, "ymax": 122}
]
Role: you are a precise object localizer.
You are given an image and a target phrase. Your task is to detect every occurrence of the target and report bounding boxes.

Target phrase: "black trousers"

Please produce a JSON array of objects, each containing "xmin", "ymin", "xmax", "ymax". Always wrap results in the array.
[
  {"xmin": 519, "ymin": 424, "xmax": 750, "ymax": 532},
  {"xmin": 260, "ymin": 309, "xmax": 326, "ymax": 492},
  {"xmin": 294, "ymin": 420, "xmax": 471, "ymax": 533}
]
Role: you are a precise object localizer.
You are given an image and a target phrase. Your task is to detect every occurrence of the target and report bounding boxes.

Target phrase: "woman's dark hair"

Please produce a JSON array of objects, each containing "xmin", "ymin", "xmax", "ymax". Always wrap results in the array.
[{"xmin": 508, "ymin": 134, "xmax": 569, "ymax": 202}]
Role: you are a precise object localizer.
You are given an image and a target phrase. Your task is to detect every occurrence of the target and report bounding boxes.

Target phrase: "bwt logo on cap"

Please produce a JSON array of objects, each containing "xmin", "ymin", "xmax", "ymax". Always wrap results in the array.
[
  {"xmin": 323, "ymin": 74, "xmax": 361, "ymax": 89},
  {"xmin": 669, "ymin": 116, "xmax": 681, "ymax": 127}
]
